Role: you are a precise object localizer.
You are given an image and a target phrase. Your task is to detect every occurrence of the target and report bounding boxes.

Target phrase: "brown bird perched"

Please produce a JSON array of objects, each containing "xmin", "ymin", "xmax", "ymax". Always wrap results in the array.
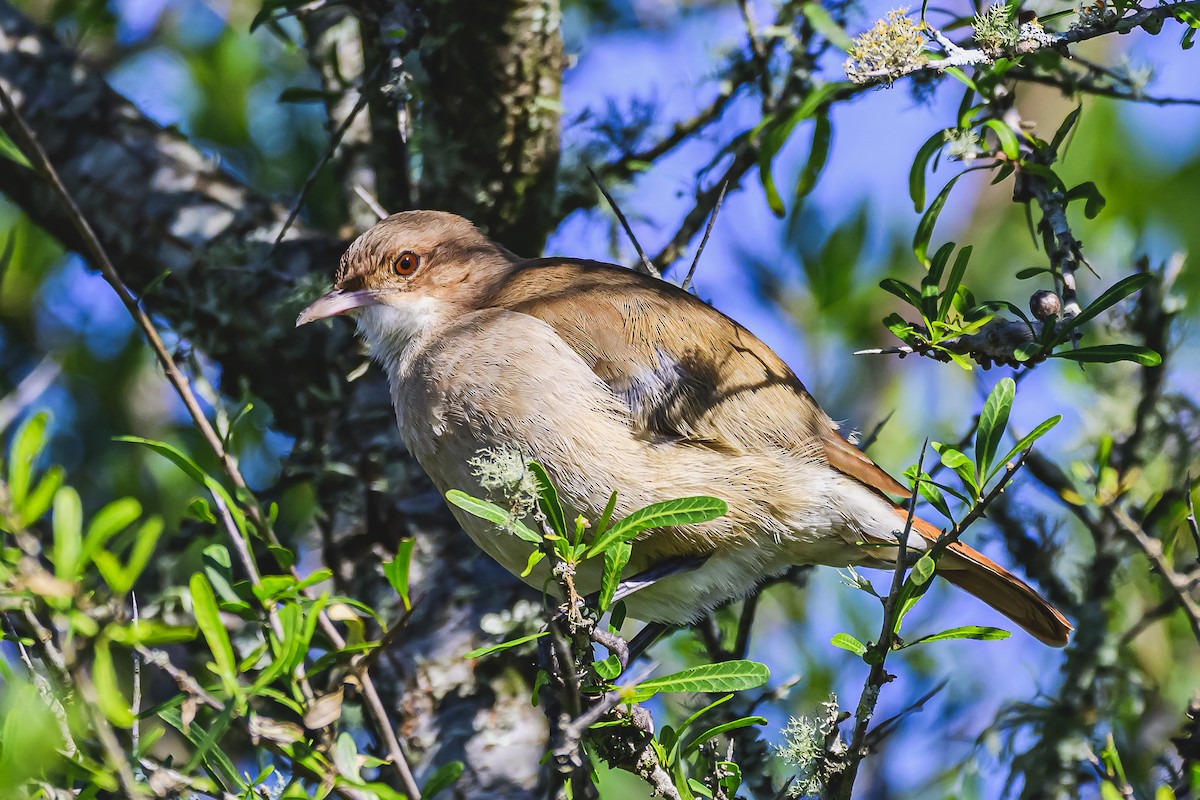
[{"xmin": 297, "ymin": 210, "xmax": 1072, "ymax": 646}]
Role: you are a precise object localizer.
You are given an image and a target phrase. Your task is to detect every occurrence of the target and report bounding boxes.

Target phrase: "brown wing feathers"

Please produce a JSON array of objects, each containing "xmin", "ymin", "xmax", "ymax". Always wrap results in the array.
[{"xmin": 496, "ymin": 260, "xmax": 1072, "ymax": 646}]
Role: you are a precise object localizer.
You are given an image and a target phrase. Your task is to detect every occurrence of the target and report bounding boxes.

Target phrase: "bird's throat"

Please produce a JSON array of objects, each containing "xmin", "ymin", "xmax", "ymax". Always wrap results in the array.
[{"xmin": 355, "ymin": 297, "xmax": 453, "ymax": 367}]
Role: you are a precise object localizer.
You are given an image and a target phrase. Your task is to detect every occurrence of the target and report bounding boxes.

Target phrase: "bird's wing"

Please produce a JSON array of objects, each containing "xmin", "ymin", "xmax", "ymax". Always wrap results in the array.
[{"xmin": 489, "ymin": 260, "xmax": 909, "ymax": 498}]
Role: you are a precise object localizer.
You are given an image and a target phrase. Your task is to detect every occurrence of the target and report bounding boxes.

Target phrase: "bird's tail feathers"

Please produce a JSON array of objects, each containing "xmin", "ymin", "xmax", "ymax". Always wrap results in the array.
[{"xmin": 903, "ymin": 513, "xmax": 1072, "ymax": 647}]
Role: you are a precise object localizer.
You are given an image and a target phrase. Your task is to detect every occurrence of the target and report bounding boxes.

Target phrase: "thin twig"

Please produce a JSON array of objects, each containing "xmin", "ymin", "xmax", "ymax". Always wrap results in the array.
[
  {"xmin": 737, "ymin": 0, "xmax": 773, "ymax": 103},
  {"xmin": 1108, "ymin": 505, "xmax": 1200, "ymax": 645},
  {"xmin": 353, "ymin": 184, "xmax": 390, "ymax": 220},
  {"xmin": 0, "ymin": 356, "xmax": 60, "ymax": 434},
  {"xmin": 1010, "ymin": 67, "xmax": 1200, "ymax": 107},
  {"xmin": 272, "ymin": 74, "xmax": 377, "ymax": 250},
  {"xmin": 75, "ymin": 668, "xmax": 143, "ymax": 799},
  {"xmin": 587, "ymin": 165, "xmax": 658, "ymax": 278},
  {"xmin": 835, "ymin": 443, "xmax": 927, "ymax": 797},
  {"xmin": 1186, "ymin": 474, "xmax": 1200, "ymax": 555},
  {"xmin": 680, "ymin": 181, "xmax": 727, "ymax": 292},
  {"xmin": 131, "ymin": 593, "xmax": 141, "ymax": 759},
  {"xmin": 2, "ymin": 613, "xmax": 78, "ymax": 757}
]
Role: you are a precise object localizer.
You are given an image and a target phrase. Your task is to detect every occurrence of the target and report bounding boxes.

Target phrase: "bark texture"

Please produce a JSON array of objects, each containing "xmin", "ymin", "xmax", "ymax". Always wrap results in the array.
[{"xmin": 417, "ymin": 0, "xmax": 564, "ymax": 255}]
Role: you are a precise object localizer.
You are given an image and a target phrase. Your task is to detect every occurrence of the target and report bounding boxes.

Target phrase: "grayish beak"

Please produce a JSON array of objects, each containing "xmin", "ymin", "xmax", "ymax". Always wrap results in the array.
[{"xmin": 296, "ymin": 289, "xmax": 381, "ymax": 327}]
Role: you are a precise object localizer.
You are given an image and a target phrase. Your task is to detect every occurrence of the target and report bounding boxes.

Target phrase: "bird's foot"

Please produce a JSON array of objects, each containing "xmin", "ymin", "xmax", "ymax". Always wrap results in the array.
[{"xmin": 590, "ymin": 627, "xmax": 629, "ymax": 671}]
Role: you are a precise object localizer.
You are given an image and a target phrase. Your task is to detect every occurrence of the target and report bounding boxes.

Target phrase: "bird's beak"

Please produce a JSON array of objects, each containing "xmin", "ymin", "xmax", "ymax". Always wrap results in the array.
[{"xmin": 296, "ymin": 289, "xmax": 380, "ymax": 327}]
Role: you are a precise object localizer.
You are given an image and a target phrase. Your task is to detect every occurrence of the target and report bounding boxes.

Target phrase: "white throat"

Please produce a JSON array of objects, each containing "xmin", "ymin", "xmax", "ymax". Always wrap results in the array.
[{"xmin": 355, "ymin": 297, "xmax": 452, "ymax": 369}]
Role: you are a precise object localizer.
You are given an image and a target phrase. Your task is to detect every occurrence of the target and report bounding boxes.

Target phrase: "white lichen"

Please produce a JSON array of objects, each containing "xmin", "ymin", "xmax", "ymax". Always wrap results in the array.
[
  {"xmin": 777, "ymin": 694, "xmax": 849, "ymax": 797},
  {"xmin": 469, "ymin": 447, "xmax": 540, "ymax": 528},
  {"xmin": 844, "ymin": 9, "xmax": 929, "ymax": 84}
]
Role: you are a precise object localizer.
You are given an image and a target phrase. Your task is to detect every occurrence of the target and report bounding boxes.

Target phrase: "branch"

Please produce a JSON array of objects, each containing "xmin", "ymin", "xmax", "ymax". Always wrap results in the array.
[{"xmin": 847, "ymin": 3, "xmax": 1199, "ymax": 86}]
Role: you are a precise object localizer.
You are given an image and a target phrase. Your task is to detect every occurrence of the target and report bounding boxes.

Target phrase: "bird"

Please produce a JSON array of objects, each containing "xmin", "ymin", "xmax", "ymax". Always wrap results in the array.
[{"xmin": 296, "ymin": 210, "xmax": 1072, "ymax": 646}]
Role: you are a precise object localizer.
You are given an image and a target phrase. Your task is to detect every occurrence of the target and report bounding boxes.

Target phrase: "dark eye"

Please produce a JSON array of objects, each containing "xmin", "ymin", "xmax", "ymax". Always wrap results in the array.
[{"xmin": 393, "ymin": 251, "xmax": 420, "ymax": 276}]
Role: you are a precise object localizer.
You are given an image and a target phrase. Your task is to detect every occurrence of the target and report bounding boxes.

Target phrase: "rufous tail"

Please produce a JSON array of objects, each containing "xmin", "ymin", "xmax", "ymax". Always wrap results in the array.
[{"xmin": 905, "ymin": 513, "xmax": 1072, "ymax": 647}]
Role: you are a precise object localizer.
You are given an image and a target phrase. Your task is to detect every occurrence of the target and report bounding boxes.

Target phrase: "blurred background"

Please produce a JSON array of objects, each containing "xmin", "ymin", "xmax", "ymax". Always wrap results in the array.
[{"xmin": 1, "ymin": 0, "xmax": 1198, "ymax": 797}]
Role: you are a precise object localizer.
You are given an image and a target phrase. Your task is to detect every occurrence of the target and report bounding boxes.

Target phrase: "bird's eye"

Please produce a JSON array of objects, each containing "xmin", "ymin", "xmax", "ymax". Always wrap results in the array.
[{"xmin": 393, "ymin": 251, "xmax": 420, "ymax": 276}]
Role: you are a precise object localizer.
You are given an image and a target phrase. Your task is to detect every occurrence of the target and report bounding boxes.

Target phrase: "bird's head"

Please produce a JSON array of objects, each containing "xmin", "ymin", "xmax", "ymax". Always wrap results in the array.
[{"xmin": 296, "ymin": 210, "xmax": 519, "ymax": 359}]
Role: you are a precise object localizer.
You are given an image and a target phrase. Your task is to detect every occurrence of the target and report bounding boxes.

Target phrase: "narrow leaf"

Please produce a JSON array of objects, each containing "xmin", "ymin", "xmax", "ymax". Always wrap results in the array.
[
  {"xmin": 445, "ymin": 490, "xmax": 541, "ymax": 543},
  {"xmin": 189, "ymin": 573, "xmax": 239, "ymax": 696},
  {"xmin": 1057, "ymin": 273, "xmax": 1154, "ymax": 339},
  {"xmin": 795, "ymin": 114, "xmax": 832, "ymax": 200},
  {"xmin": 1050, "ymin": 344, "xmax": 1162, "ymax": 366},
  {"xmin": 910, "ymin": 130, "xmax": 947, "ymax": 211},
  {"xmin": 464, "ymin": 632, "xmax": 547, "ymax": 660},
  {"xmin": 599, "ymin": 542, "xmax": 632, "ymax": 612},
  {"xmin": 905, "ymin": 625, "xmax": 1011, "ymax": 646},
  {"xmin": 938, "ymin": 245, "xmax": 972, "ymax": 321},
  {"xmin": 528, "ymin": 461, "xmax": 567, "ymax": 537},
  {"xmin": 587, "ymin": 496, "xmax": 727, "ymax": 557},
  {"xmin": 632, "ymin": 660, "xmax": 769, "ymax": 697},
  {"xmin": 830, "ymin": 632, "xmax": 867, "ymax": 656},
  {"xmin": 384, "ymin": 538, "xmax": 416, "ymax": 611},
  {"xmin": 913, "ymin": 173, "xmax": 965, "ymax": 266},
  {"xmin": 975, "ymin": 377, "xmax": 1015, "ymax": 481},
  {"xmin": 51, "ymin": 486, "xmax": 83, "ymax": 581},
  {"xmin": 423, "ymin": 761, "xmax": 465, "ymax": 799},
  {"xmin": 802, "ymin": 4, "xmax": 855, "ymax": 50}
]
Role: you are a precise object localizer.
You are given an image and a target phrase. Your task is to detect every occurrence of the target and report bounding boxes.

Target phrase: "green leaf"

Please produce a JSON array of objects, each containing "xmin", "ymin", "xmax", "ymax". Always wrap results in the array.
[
  {"xmin": 904, "ymin": 625, "xmax": 1011, "ymax": 646},
  {"xmin": 909, "ymin": 130, "xmax": 947, "ymax": 211},
  {"xmin": 1057, "ymin": 272, "xmax": 1154, "ymax": 339},
  {"xmin": 95, "ymin": 516, "xmax": 164, "ymax": 594},
  {"xmin": 527, "ymin": 461, "xmax": 567, "ymax": 538},
  {"xmin": 830, "ymin": 632, "xmax": 867, "ymax": 656},
  {"xmin": 93, "ymin": 639, "xmax": 134, "ymax": 728},
  {"xmin": 587, "ymin": 496, "xmax": 727, "ymax": 557},
  {"xmin": 910, "ymin": 554, "xmax": 936, "ymax": 586},
  {"xmin": 595, "ymin": 490, "xmax": 619, "ymax": 539},
  {"xmin": 1065, "ymin": 181, "xmax": 1106, "ymax": 219},
  {"xmin": 464, "ymin": 631, "xmax": 547, "ymax": 660},
  {"xmin": 104, "ymin": 621, "xmax": 197, "ymax": 646},
  {"xmin": 975, "ymin": 377, "xmax": 1015, "ymax": 481},
  {"xmin": 520, "ymin": 549, "xmax": 545, "ymax": 578},
  {"xmin": 1050, "ymin": 105, "xmax": 1082, "ymax": 155},
  {"xmin": 51, "ymin": 486, "xmax": 83, "ymax": 581},
  {"xmin": 939, "ymin": 245, "xmax": 973, "ymax": 322},
  {"xmin": 594, "ymin": 654, "xmax": 623, "ymax": 680},
  {"xmin": 158, "ymin": 703, "xmax": 246, "ymax": 792},
  {"xmin": 878, "ymin": 278, "xmax": 923, "ymax": 310},
  {"xmin": 8, "ymin": 410, "xmax": 50, "ymax": 509},
  {"xmin": 384, "ymin": 538, "xmax": 416, "ymax": 611},
  {"xmin": 190, "ymin": 573, "xmax": 240, "ymax": 697},
  {"xmin": 423, "ymin": 761, "xmax": 465, "ymax": 799},
  {"xmin": 599, "ymin": 541, "xmax": 632, "ymax": 612},
  {"xmin": 982, "ymin": 119, "xmax": 1020, "ymax": 160},
  {"xmin": 802, "ymin": 3, "xmax": 855, "ymax": 50},
  {"xmin": 0, "ymin": 127, "xmax": 32, "ymax": 169},
  {"xmin": 82, "ymin": 497, "xmax": 142, "ymax": 563},
  {"xmin": 913, "ymin": 173, "xmax": 965, "ymax": 266},
  {"xmin": 445, "ymin": 490, "xmax": 541, "ymax": 543},
  {"xmin": 682, "ymin": 716, "xmax": 768, "ymax": 757},
  {"xmin": 932, "ymin": 442, "xmax": 978, "ymax": 494},
  {"xmin": 997, "ymin": 415, "xmax": 1061, "ymax": 475},
  {"xmin": 795, "ymin": 113, "xmax": 832, "ymax": 200},
  {"xmin": 115, "ymin": 435, "xmax": 208, "ymax": 486},
  {"xmin": 1050, "ymin": 344, "xmax": 1162, "ymax": 366},
  {"xmin": 1014, "ymin": 341, "xmax": 1043, "ymax": 362},
  {"xmin": 632, "ymin": 660, "xmax": 769, "ymax": 699}
]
